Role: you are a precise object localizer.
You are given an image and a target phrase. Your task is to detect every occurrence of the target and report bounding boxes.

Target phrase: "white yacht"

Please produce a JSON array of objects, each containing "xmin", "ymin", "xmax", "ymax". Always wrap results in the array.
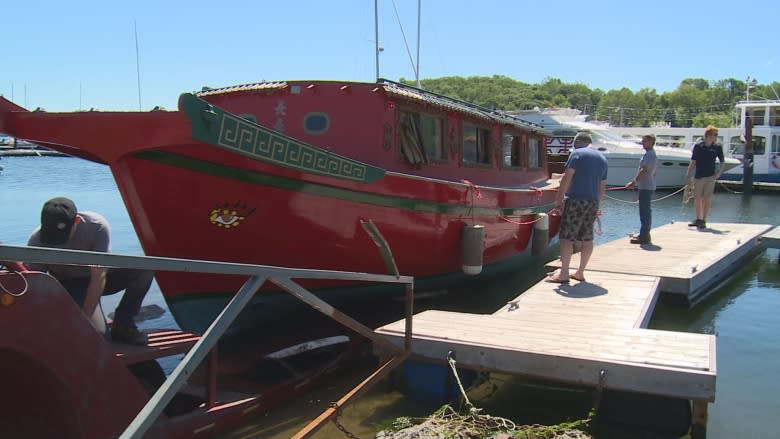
[
  {"xmin": 515, "ymin": 109, "xmax": 739, "ymax": 188},
  {"xmin": 609, "ymin": 100, "xmax": 780, "ymax": 186}
]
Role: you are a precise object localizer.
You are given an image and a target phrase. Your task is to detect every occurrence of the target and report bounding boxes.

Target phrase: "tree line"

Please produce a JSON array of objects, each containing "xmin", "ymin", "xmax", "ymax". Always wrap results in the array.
[{"xmin": 398, "ymin": 75, "xmax": 780, "ymax": 128}]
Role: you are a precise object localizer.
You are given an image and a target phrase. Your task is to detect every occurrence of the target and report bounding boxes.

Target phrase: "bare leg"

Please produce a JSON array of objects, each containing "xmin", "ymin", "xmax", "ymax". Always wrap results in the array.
[
  {"xmin": 558, "ymin": 238, "xmax": 573, "ymax": 280},
  {"xmin": 574, "ymin": 240, "xmax": 594, "ymax": 279},
  {"xmin": 695, "ymin": 196, "xmax": 704, "ymax": 220},
  {"xmin": 702, "ymin": 195, "xmax": 713, "ymax": 221}
]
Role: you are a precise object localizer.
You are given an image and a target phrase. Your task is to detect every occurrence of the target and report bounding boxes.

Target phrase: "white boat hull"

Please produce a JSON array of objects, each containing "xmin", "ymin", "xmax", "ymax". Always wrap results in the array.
[{"xmin": 603, "ymin": 154, "xmax": 691, "ymax": 188}]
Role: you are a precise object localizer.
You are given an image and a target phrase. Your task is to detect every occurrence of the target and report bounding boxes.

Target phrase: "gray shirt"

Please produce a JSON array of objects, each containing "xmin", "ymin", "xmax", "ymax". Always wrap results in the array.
[
  {"xmin": 637, "ymin": 149, "xmax": 658, "ymax": 191},
  {"xmin": 27, "ymin": 211, "xmax": 111, "ymax": 279}
]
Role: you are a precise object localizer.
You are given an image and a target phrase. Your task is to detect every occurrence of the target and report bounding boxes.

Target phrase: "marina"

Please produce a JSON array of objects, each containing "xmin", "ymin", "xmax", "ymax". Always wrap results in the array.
[{"xmin": 1, "ymin": 154, "xmax": 779, "ymax": 438}]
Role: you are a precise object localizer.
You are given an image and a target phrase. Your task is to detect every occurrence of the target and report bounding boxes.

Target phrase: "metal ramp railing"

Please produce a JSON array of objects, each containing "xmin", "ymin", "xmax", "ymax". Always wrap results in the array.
[{"xmin": 0, "ymin": 239, "xmax": 415, "ymax": 439}]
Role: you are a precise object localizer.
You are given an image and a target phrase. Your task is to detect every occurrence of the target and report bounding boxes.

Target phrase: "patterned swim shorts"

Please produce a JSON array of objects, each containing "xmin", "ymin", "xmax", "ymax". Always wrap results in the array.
[{"xmin": 559, "ymin": 199, "xmax": 600, "ymax": 241}]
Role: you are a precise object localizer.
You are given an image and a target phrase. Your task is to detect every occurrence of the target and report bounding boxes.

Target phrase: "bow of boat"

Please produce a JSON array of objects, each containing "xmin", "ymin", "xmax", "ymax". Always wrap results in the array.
[{"xmin": 0, "ymin": 96, "xmax": 192, "ymax": 165}]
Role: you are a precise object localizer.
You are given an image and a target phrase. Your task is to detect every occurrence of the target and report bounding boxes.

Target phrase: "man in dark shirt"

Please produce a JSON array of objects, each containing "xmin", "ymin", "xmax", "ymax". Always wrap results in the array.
[{"xmin": 686, "ymin": 125, "xmax": 725, "ymax": 229}]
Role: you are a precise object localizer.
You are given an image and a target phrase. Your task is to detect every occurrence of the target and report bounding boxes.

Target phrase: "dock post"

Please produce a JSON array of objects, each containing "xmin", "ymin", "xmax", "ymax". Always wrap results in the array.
[
  {"xmin": 743, "ymin": 117, "xmax": 753, "ymax": 195},
  {"xmin": 690, "ymin": 400, "xmax": 708, "ymax": 439}
]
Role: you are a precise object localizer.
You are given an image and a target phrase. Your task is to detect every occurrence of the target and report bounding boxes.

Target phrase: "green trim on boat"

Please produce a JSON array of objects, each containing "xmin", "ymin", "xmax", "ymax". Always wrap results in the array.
[
  {"xmin": 135, "ymin": 150, "xmax": 551, "ymax": 218},
  {"xmin": 179, "ymin": 92, "xmax": 386, "ymax": 184}
]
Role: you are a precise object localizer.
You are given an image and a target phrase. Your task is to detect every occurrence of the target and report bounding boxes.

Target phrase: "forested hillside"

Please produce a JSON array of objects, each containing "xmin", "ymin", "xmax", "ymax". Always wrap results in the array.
[{"xmin": 397, "ymin": 75, "xmax": 780, "ymax": 128}]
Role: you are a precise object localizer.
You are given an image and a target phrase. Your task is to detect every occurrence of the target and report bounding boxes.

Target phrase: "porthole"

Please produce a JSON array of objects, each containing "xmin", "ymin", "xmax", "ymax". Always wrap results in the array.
[{"xmin": 304, "ymin": 112, "xmax": 329, "ymax": 135}]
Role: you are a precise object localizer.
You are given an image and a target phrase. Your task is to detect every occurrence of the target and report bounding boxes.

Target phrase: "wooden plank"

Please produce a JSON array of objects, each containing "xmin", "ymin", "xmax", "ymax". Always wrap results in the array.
[
  {"xmin": 378, "ymin": 311, "xmax": 713, "ymax": 369},
  {"xmin": 112, "ymin": 329, "xmax": 200, "ymax": 364},
  {"xmin": 497, "ymin": 271, "xmax": 660, "ymax": 329}
]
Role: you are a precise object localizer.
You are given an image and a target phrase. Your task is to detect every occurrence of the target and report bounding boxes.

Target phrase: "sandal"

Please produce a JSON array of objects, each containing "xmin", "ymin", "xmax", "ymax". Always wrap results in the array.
[
  {"xmin": 571, "ymin": 274, "xmax": 586, "ymax": 282},
  {"xmin": 545, "ymin": 275, "xmax": 569, "ymax": 284}
]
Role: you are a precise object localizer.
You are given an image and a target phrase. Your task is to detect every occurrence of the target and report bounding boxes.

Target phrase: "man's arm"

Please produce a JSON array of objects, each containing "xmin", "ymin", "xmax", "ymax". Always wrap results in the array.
[
  {"xmin": 626, "ymin": 165, "xmax": 647, "ymax": 188},
  {"xmin": 715, "ymin": 148, "xmax": 726, "ymax": 178},
  {"xmin": 686, "ymin": 159, "xmax": 697, "ymax": 181},
  {"xmin": 555, "ymin": 168, "xmax": 575, "ymax": 209},
  {"xmin": 82, "ymin": 266, "xmax": 107, "ymax": 317},
  {"xmin": 599, "ymin": 181, "xmax": 606, "ymax": 201}
]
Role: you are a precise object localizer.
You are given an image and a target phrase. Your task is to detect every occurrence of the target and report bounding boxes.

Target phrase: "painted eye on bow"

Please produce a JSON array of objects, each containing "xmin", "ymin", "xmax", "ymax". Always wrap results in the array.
[
  {"xmin": 208, "ymin": 203, "xmax": 256, "ymax": 229},
  {"xmin": 209, "ymin": 209, "xmax": 244, "ymax": 228}
]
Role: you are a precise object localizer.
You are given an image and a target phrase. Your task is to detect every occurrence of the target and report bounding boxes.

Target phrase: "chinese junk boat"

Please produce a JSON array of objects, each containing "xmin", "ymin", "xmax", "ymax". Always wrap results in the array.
[{"xmin": 0, "ymin": 79, "xmax": 560, "ymax": 334}]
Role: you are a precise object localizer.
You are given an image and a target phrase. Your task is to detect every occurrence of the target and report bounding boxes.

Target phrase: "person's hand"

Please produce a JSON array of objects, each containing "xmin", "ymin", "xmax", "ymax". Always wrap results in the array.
[{"xmin": 625, "ymin": 180, "xmax": 635, "ymax": 189}]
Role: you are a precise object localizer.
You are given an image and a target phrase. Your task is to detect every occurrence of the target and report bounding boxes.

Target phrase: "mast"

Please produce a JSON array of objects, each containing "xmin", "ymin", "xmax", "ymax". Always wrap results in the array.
[
  {"xmin": 135, "ymin": 20, "xmax": 142, "ymax": 110},
  {"xmin": 415, "ymin": 0, "xmax": 421, "ymax": 87},
  {"xmin": 375, "ymin": 0, "xmax": 380, "ymax": 81}
]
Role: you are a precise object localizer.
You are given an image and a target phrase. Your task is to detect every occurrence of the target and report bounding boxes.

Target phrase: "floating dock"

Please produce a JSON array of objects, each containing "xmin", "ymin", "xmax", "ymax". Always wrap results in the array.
[
  {"xmin": 546, "ymin": 222, "xmax": 772, "ymax": 304},
  {"xmin": 375, "ymin": 222, "xmax": 774, "ymax": 437}
]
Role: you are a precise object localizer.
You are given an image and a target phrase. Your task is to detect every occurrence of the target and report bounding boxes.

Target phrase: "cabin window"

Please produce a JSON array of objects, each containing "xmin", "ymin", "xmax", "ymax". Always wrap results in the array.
[
  {"xmin": 730, "ymin": 135, "xmax": 766, "ymax": 155},
  {"xmin": 771, "ymin": 107, "xmax": 780, "ymax": 127},
  {"xmin": 398, "ymin": 111, "xmax": 445, "ymax": 166},
  {"xmin": 747, "ymin": 108, "xmax": 765, "ymax": 127},
  {"xmin": 656, "ymin": 135, "xmax": 687, "ymax": 148},
  {"xmin": 462, "ymin": 124, "xmax": 491, "ymax": 165},
  {"xmin": 528, "ymin": 137, "xmax": 542, "ymax": 169},
  {"xmin": 303, "ymin": 112, "xmax": 329, "ymax": 134},
  {"xmin": 501, "ymin": 133, "xmax": 524, "ymax": 168}
]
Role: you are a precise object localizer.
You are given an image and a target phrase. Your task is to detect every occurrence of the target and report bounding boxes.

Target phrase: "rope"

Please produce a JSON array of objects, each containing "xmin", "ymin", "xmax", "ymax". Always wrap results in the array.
[
  {"xmin": 499, "ymin": 210, "xmax": 554, "ymax": 226},
  {"xmin": 604, "ymin": 185, "xmax": 687, "ymax": 204},
  {"xmin": 447, "ymin": 351, "xmax": 473, "ymax": 408},
  {"xmin": 0, "ymin": 270, "xmax": 29, "ymax": 297},
  {"xmin": 682, "ymin": 181, "xmax": 695, "ymax": 207}
]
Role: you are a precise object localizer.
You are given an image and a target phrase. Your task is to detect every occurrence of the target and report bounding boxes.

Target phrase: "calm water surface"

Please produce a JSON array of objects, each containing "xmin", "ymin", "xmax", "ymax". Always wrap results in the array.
[{"xmin": 2, "ymin": 157, "xmax": 778, "ymax": 438}]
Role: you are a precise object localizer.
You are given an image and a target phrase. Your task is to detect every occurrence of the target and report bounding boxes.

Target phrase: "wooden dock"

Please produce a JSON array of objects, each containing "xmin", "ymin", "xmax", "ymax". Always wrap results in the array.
[
  {"xmin": 376, "ymin": 270, "xmax": 716, "ymax": 401},
  {"xmin": 374, "ymin": 222, "xmax": 775, "ymax": 435},
  {"xmin": 547, "ymin": 221, "xmax": 773, "ymax": 303}
]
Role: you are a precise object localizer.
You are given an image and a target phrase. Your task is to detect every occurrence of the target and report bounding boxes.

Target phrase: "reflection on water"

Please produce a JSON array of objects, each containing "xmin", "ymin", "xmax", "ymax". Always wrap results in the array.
[{"xmin": 2, "ymin": 157, "xmax": 779, "ymax": 438}]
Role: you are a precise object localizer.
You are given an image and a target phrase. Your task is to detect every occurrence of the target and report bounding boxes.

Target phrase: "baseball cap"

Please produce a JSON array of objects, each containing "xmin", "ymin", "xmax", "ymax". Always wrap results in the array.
[{"xmin": 40, "ymin": 197, "xmax": 77, "ymax": 245}]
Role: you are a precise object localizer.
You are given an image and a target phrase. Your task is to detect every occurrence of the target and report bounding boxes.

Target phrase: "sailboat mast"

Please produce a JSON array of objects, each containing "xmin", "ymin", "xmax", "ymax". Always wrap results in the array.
[
  {"xmin": 135, "ymin": 21, "xmax": 142, "ymax": 111},
  {"xmin": 375, "ymin": 0, "xmax": 380, "ymax": 81},
  {"xmin": 415, "ymin": 0, "xmax": 420, "ymax": 87}
]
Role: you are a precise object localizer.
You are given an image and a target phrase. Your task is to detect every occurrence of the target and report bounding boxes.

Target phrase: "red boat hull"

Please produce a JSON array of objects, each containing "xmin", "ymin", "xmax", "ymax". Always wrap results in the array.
[{"xmin": 0, "ymin": 81, "xmax": 561, "ymax": 334}]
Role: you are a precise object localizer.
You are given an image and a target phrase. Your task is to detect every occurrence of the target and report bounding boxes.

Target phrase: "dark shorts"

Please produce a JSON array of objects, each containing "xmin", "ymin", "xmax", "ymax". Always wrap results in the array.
[
  {"xmin": 559, "ymin": 199, "xmax": 600, "ymax": 241},
  {"xmin": 56, "ymin": 268, "xmax": 149, "ymax": 307}
]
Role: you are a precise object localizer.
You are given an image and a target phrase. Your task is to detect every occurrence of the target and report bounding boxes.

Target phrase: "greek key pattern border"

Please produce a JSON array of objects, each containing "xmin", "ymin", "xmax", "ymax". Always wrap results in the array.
[{"xmin": 216, "ymin": 113, "xmax": 369, "ymax": 182}]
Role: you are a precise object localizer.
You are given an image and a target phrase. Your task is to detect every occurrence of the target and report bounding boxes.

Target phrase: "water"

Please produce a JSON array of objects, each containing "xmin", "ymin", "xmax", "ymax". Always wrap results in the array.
[{"xmin": 2, "ymin": 156, "xmax": 779, "ymax": 438}]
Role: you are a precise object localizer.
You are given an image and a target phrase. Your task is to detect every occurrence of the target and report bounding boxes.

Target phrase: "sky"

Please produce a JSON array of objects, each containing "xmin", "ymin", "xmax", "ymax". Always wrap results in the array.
[{"xmin": 2, "ymin": 0, "xmax": 777, "ymax": 112}]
